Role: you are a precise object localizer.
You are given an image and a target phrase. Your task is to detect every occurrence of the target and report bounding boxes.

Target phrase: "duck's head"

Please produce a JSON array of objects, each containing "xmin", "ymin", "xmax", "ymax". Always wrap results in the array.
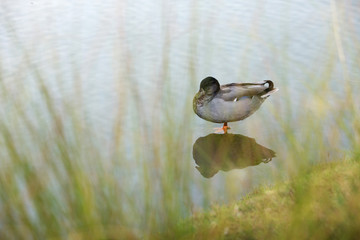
[{"xmin": 200, "ymin": 76, "xmax": 220, "ymax": 95}]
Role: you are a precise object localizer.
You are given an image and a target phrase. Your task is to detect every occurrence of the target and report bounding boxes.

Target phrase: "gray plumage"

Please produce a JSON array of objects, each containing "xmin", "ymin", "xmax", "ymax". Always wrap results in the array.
[{"xmin": 193, "ymin": 77, "xmax": 278, "ymax": 123}]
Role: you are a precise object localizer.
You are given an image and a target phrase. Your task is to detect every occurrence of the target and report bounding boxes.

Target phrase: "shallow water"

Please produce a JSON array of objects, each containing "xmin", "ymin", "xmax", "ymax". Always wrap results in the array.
[{"xmin": 1, "ymin": 0, "xmax": 360, "ymax": 227}]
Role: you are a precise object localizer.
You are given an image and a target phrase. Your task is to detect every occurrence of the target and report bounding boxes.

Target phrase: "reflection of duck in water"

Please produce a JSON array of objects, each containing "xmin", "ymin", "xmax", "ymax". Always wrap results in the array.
[
  {"xmin": 193, "ymin": 134, "xmax": 276, "ymax": 178},
  {"xmin": 193, "ymin": 77, "xmax": 278, "ymax": 133}
]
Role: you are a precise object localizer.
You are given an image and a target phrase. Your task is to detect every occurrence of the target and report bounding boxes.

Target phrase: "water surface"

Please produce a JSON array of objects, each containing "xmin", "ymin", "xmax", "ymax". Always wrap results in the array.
[{"xmin": 0, "ymin": 0, "xmax": 359, "ymax": 230}]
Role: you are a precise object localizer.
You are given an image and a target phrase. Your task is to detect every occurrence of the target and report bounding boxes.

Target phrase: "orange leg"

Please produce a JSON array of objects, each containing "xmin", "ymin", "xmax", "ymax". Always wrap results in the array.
[
  {"xmin": 223, "ymin": 122, "xmax": 230, "ymax": 133},
  {"xmin": 214, "ymin": 122, "xmax": 231, "ymax": 133}
]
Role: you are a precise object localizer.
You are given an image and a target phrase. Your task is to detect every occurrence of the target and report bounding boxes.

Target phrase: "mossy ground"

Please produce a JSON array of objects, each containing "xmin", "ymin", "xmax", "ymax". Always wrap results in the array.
[{"xmin": 164, "ymin": 157, "xmax": 360, "ymax": 240}]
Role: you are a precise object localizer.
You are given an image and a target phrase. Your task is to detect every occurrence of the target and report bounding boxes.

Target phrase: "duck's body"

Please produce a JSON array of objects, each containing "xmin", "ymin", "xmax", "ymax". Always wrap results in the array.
[{"xmin": 193, "ymin": 77, "xmax": 278, "ymax": 132}]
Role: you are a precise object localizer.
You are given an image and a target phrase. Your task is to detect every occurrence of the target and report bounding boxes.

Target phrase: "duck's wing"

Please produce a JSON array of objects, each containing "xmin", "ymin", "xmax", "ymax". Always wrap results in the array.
[{"xmin": 217, "ymin": 80, "xmax": 277, "ymax": 102}]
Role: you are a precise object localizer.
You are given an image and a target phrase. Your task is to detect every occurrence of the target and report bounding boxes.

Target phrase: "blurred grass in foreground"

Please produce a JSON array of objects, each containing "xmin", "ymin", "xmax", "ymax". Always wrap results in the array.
[
  {"xmin": 0, "ymin": 50, "xmax": 359, "ymax": 240},
  {"xmin": 0, "ymin": 1, "xmax": 360, "ymax": 240}
]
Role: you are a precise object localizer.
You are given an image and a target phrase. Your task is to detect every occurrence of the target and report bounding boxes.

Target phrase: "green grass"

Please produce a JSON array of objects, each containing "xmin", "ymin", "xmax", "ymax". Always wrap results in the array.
[{"xmin": 168, "ymin": 157, "xmax": 360, "ymax": 240}]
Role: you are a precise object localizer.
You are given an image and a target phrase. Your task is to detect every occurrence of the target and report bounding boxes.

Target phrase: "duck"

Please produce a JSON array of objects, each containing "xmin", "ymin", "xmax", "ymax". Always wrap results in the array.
[{"xmin": 193, "ymin": 76, "xmax": 278, "ymax": 133}]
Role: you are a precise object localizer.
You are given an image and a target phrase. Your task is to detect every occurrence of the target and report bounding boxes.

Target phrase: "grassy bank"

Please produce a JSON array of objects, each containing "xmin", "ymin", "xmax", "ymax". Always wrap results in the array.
[{"xmin": 167, "ymin": 157, "xmax": 360, "ymax": 240}]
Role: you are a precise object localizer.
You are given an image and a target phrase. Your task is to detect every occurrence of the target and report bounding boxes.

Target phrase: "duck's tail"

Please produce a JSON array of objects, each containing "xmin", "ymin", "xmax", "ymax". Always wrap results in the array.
[{"xmin": 261, "ymin": 80, "xmax": 279, "ymax": 98}]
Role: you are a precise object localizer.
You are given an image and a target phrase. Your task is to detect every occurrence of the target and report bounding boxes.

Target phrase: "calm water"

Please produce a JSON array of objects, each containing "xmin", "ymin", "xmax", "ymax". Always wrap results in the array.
[{"xmin": 1, "ymin": 0, "xmax": 360, "ymax": 211}]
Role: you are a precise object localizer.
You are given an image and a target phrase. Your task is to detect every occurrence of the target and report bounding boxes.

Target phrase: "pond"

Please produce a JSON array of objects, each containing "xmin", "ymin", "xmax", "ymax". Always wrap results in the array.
[{"xmin": 0, "ymin": 0, "xmax": 359, "ymax": 236}]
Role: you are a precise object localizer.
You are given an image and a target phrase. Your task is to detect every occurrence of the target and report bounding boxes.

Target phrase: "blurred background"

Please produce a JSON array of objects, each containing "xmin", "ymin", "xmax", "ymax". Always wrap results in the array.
[{"xmin": 0, "ymin": 0, "xmax": 359, "ymax": 239}]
